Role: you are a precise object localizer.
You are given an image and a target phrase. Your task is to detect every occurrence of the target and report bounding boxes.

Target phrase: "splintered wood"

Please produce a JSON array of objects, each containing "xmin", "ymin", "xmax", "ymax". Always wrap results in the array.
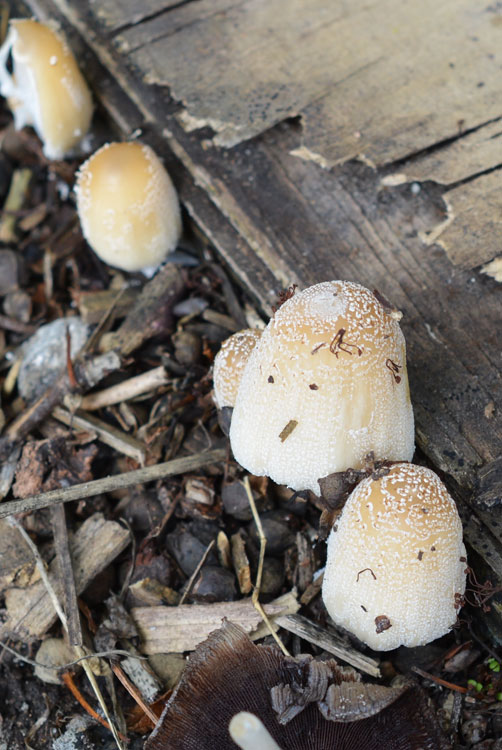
[
  {"xmin": 131, "ymin": 590, "xmax": 299, "ymax": 653},
  {"xmin": 1, "ymin": 514, "xmax": 130, "ymax": 640}
]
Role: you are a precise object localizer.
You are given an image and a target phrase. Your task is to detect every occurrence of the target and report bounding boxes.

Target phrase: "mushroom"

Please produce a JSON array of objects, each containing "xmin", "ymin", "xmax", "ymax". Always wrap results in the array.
[
  {"xmin": 75, "ymin": 141, "xmax": 181, "ymax": 272},
  {"xmin": 229, "ymin": 712, "xmax": 282, "ymax": 750},
  {"xmin": 229, "ymin": 281, "xmax": 414, "ymax": 494},
  {"xmin": 213, "ymin": 328, "xmax": 262, "ymax": 409},
  {"xmin": 322, "ymin": 462, "xmax": 467, "ymax": 650},
  {"xmin": 0, "ymin": 19, "xmax": 93, "ymax": 159},
  {"xmin": 145, "ymin": 620, "xmax": 449, "ymax": 749}
]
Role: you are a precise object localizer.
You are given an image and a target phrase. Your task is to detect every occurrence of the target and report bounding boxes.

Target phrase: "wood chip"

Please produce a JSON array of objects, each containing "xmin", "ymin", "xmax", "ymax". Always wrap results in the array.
[
  {"xmin": 275, "ymin": 613, "xmax": 380, "ymax": 678},
  {"xmin": 1, "ymin": 514, "xmax": 130, "ymax": 641},
  {"xmin": 132, "ymin": 590, "xmax": 300, "ymax": 653}
]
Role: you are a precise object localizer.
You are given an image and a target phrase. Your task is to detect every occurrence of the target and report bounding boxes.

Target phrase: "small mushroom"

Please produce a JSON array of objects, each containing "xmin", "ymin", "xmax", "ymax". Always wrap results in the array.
[
  {"xmin": 229, "ymin": 281, "xmax": 414, "ymax": 493},
  {"xmin": 229, "ymin": 712, "xmax": 282, "ymax": 750},
  {"xmin": 0, "ymin": 19, "xmax": 93, "ymax": 159},
  {"xmin": 75, "ymin": 141, "xmax": 181, "ymax": 272},
  {"xmin": 145, "ymin": 620, "xmax": 449, "ymax": 749},
  {"xmin": 213, "ymin": 328, "xmax": 262, "ymax": 409},
  {"xmin": 322, "ymin": 462, "xmax": 467, "ymax": 650}
]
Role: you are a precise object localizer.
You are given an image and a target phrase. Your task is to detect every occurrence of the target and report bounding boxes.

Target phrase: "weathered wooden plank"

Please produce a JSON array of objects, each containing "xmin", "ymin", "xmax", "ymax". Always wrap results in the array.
[
  {"xmin": 89, "ymin": 0, "xmax": 183, "ymax": 34},
  {"xmin": 383, "ymin": 121, "xmax": 502, "ymax": 187},
  {"xmin": 422, "ymin": 171, "xmax": 502, "ymax": 269},
  {"xmin": 116, "ymin": 0, "xmax": 502, "ymax": 166}
]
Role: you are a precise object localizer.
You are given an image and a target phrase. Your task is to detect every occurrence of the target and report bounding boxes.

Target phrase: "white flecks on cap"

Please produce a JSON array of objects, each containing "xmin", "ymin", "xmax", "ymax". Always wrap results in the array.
[
  {"xmin": 229, "ymin": 281, "xmax": 415, "ymax": 493},
  {"xmin": 322, "ymin": 463, "xmax": 467, "ymax": 650},
  {"xmin": 75, "ymin": 141, "xmax": 182, "ymax": 272},
  {"xmin": 0, "ymin": 19, "xmax": 93, "ymax": 159},
  {"xmin": 213, "ymin": 329, "xmax": 262, "ymax": 409}
]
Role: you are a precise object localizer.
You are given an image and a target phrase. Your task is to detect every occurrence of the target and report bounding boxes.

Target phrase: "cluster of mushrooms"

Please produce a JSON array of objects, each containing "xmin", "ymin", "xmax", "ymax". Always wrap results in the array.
[
  {"xmin": 214, "ymin": 280, "xmax": 467, "ymax": 652},
  {"xmin": 209, "ymin": 282, "xmax": 467, "ymax": 747},
  {"xmin": 0, "ymin": 18, "xmax": 182, "ymax": 274},
  {"xmin": 0, "ymin": 16, "xmax": 465, "ymax": 750}
]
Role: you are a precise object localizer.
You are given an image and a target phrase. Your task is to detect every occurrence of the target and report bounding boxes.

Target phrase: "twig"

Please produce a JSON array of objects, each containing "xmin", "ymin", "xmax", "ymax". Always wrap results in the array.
[
  {"xmin": 0, "ymin": 448, "xmax": 226, "ymax": 519},
  {"xmin": 9, "ymin": 517, "xmax": 125, "ymax": 749},
  {"xmin": 0, "ymin": 168, "xmax": 32, "ymax": 242},
  {"xmin": 412, "ymin": 666, "xmax": 468, "ymax": 693},
  {"xmin": 80, "ymin": 366, "xmax": 169, "ymax": 411},
  {"xmin": 0, "ymin": 350, "xmax": 121, "ymax": 459},
  {"xmin": 52, "ymin": 406, "xmax": 147, "ymax": 464},
  {"xmin": 243, "ymin": 477, "xmax": 290, "ymax": 656},
  {"xmin": 62, "ymin": 672, "xmax": 127, "ymax": 742},
  {"xmin": 111, "ymin": 663, "xmax": 159, "ymax": 724},
  {"xmin": 275, "ymin": 613, "xmax": 380, "ymax": 678},
  {"xmin": 0, "ymin": 640, "xmax": 148, "ymax": 669},
  {"xmin": 51, "ymin": 504, "xmax": 83, "ymax": 647},
  {"xmin": 179, "ymin": 539, "xmax": 216, "ymax": 605}
]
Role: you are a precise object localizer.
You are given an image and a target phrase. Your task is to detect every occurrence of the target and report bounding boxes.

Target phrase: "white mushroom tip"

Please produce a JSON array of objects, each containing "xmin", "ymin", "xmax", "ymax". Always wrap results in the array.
[{"xmin": 229, "ymin": 712, "xmax": 283, "ymax": 750}]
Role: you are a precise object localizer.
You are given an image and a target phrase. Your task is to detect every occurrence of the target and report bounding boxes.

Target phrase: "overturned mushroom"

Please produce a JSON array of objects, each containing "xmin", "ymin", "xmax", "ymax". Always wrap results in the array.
[
  {"xmin": 230, "ymin": 281, "xmax": 414, "ymax": 493},
  {"xmin": 322, "ymin": 463, "xmax": 467, "ymax": 650},
  {"xmin": 75, "ymin": 142, "xmax": 181, "ymax": 272},
  {"xmin": 0, "ymin": 19, "xmax": 93, "ymax": 159},
  {"xmin": 145, "ymin": 620, "xmax": 449, "ymax": 749},
  {"xmin": 213, "ymin": 328, "xmax": 262, "ymax": 409}
]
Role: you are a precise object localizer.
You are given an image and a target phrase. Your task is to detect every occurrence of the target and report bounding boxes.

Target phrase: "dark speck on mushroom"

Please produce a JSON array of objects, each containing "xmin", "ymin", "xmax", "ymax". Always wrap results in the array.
[
  {"xmin": 309, "ymin": 383, "xmax": 318, "ymax": 390},
  {"xmin": 268, "ymin": 375, "xmax": 274, "ymax": 383}
]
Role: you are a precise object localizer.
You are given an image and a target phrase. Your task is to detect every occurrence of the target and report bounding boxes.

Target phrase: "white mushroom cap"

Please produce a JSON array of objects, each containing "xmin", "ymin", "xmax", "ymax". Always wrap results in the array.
[
  {"xmin": 322, "ymin": 463, "xmax": 467, "ymax": 650},
  {"xmin": 229, "ymin": 281, "xmax": 414, "ymax": 493},
  {"xmin": 0, "ymin": 19, "xmax": 93, "ymax": 159},
  {"xmin": 213, "ymin": 328, "xmax": 262, "ymax": 409},
  {"xmin": 75, "ymin": 142, "xmax": 182, "ymax": 272}
]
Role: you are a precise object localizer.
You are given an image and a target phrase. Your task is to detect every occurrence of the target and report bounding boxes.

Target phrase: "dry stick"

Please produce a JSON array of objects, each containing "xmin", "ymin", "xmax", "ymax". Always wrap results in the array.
[
  {"xmin": 62, "ymin": 672, "xmax": 127, "ymax": 742},
  {"xmin": 0, "ymin": 449, "xmax": 226, "ymax": 519},
  {"xmin": 0, "ymin": 350, "xmax": 121, "ymax": 461},
  {"xmin": 111, "ymin": 663, "xmax": 159, "ymax": 725},
  {"xmin": 243, "ymin": 477, "xmax": 290, "ymax": 657},
  {"xmin": 51, "ymin": 504, "xmax": 83, "ymax": 647},
  {"xmin": 178, "ymin": 539, "xmax": 216, "ymax": 606},
  {"xmin": 80, "ymin": 366, "xmax": 169, "ymax": 411},
  {"xmin": 412, "ymin": 666, "xmax": 468, "ymax": 694},
  {"xmin": 8, "ymin": 517, "xmax": 125, "ymax": 750}
]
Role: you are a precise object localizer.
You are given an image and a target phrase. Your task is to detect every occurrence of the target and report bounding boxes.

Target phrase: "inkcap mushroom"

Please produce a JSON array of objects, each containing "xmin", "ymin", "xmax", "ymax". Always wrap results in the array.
[
  {"xmin": 0, "ymin": 19, "xmax": 93, "ymax": 159},
  {"xmin": 229, "ymin": 281, "xmax": 414, "ymax": 493},
  {"xmin": 145, "ymin": 620, "xmax": 449, "ymax": 749},
  {"xmin": 75, "ymin": 141, "xmax": 181, "ymax": 272},
  {"xmin": 322, "ymin": 462, "xmax": 467, "ymax": 650},
  {"xmin": 213, "ymin": 328, "xmax": 262, "ymax": 409}
]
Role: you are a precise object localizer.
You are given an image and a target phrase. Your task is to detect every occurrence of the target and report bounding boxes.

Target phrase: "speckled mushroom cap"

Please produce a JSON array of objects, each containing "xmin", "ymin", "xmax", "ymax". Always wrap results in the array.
[
  {"xmin": 322, "ymin": 463, "xmax": 467, "ymax": 651},
  {"xmin": 229, "ymin": 281, "xmax": 414, "ymax": 493},
  {"xmin": 0, "ymin": 19, "xmax": 93, "ymax": 159},
  {"xmin": 75, "ymin": 141, "xmax": 181, "ymax": 272},
  {"xmin": 213, "ymin": 329, "xmax": 262, "ymax": 409}
]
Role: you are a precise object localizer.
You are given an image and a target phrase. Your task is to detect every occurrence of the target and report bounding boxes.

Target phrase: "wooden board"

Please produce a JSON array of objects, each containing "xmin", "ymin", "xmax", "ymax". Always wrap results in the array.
[{"xmin": 24, "ymin": 0, "xmax": 502, "ymax": 622}]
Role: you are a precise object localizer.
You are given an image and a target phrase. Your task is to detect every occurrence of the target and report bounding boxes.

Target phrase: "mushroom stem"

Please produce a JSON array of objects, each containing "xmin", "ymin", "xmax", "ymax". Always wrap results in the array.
[{"xmin": 229, "ymin": 712, "xmax": 283, "ymax": 750}]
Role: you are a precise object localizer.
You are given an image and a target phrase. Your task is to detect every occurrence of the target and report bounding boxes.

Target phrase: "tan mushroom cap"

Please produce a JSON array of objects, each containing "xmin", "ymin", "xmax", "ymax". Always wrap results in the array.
[
  {"xmin": 0, "ymin": 19, "xmax": 93, "ymax": 159},
  {"xmin": 229, "ymin": 281, "xmax": 414, "ymax": 493},
  {"xmin": 75, "ymin": 142, "xmax": 181, "ymax": 272},
  {"xmin": 213, "ymin": 328, "xmax": 262, "ymax": 409},
  {"xmin": 322, "ymin": 463, "xmax": 467, "ymax": 651}
]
